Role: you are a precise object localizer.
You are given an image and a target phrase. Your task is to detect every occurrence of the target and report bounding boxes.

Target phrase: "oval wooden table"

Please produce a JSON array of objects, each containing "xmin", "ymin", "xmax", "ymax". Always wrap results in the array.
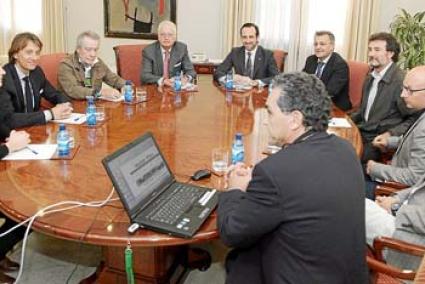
[{"xmin": 0, "ymin": 76, "xmax": 362, "ymax": 283}]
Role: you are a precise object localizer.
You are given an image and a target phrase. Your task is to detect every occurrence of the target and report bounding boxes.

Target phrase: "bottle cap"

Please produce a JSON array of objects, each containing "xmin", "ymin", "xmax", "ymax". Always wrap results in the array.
[
  {"xmin": 125, "ymin": 80, "xmax": 132, "ymax": 85},
  {"xmin": 235, "ymin": 133, "xmax": 242, "ymax": 139},
  {"xmin": 59, "ymin": 124, "xmax": 66, "ymax": 131}
]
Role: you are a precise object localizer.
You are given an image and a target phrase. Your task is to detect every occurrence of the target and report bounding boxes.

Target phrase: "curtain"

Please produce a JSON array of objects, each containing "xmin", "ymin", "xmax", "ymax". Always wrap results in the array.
[
  {"xmin": 221, "ymin": 0, "xmax": 255, "ymax": 58},
  {"xmin": 42, "ymin": 0, "xmax": 65, "ymax": 54},
  {"xmin": 345, "ymin": 0, "xmax": 381, "ymax": 61}
]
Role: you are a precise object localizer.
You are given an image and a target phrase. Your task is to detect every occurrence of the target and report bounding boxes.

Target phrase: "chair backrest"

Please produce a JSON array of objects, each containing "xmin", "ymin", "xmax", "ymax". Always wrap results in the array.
[
  {"xmin": 113, "ymin": 44, "xmax": 147, "ymax": 85},
  {"xmin": 273, "ymin": 49, "xmax": 287, "ymax": 72},
  {"xmin": 38, "ymin": 52, "xmax": 67, "ymax": 88},
  {"xmin": 347, "ymin": 60, "xmax": 370, "ymax": 109}
]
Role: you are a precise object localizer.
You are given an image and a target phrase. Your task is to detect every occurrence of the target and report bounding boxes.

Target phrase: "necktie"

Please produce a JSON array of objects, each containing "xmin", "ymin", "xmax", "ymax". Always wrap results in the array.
[
  {"xmin": 315, "ymin": 62, "xmax": 325, "ymax": 78},
  {"xmin": 23, "ymin": 76, "xmax": 34, "ymax": 112},
  {"xmin": 163, "ymin": 50, "xmax": 170, "ymax": 79},
  {"xmin": 245, "ymin": 52, "xmax": 253, "ymax": 78}
]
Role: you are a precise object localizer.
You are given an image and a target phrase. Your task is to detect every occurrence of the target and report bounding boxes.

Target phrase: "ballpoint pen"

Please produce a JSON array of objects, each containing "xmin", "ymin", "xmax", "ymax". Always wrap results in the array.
[
  {"xmin": 74, "ymin": 116, "xmax": 81, "ymax": 121},
  {"xmin": 26, "ymin": 146, "xmax": 38, "ymax": 155}
]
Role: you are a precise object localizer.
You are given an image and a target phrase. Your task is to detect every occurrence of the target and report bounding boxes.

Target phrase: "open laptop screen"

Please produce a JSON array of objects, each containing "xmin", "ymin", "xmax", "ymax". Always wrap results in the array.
[{"xmin": 103, "ymin": 133, "xmax": 174, "ymax": 215}]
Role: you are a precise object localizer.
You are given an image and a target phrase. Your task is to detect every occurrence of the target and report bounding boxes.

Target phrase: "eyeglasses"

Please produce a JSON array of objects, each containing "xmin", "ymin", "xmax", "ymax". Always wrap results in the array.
[
  {"xmin": 402, "ymin": 85, "xmax": 425, "ymax": 96},
  {"xmin": 159, "ymin": 33, "xmax": 175, "ymax": 38}
]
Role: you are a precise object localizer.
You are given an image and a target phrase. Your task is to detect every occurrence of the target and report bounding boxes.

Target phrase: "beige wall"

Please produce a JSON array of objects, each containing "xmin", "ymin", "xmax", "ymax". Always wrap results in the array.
[{"xmin": 63, "ymin": 0, "xmax": 223, "ymax": 70}]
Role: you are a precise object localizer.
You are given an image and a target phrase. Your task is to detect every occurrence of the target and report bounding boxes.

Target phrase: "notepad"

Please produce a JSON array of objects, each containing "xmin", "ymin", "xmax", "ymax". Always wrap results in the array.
[
  {"xmin": 52, "ymin": 113, "xmax": 86, "ymax": 124},
  {"xmin": 328, "ymin": 118, "xmax": 352, "ymax": 128},
  {"xmin": 3, "ymin": 144, "xmax": 58, "ymax": 160}
]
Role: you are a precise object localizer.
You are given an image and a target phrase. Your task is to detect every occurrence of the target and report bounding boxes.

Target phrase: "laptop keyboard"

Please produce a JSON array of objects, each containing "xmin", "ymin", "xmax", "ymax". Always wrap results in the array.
[{"xmin": 146, "ymin": 184, "xmax": 205, "ymax": 225}]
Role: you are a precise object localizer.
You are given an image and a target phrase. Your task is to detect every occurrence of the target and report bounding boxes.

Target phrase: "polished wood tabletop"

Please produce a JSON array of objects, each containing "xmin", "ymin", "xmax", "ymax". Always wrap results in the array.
[{"xmin": 0, "ymin": 76, "xmax": 362, "ymax": 248}]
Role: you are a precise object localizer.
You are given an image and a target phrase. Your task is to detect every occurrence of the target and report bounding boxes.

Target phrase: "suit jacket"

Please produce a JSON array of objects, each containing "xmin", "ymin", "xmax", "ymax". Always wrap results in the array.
[
  {"xmin": 2, "ymin": 63, "xmax": 69, "ymax": 128},
  {"xmin": 141, "ymin": 41, "xmax": 196, "ymax": 84},
  {"xmin": 218, "ymin": 131, "xmax": 368, "ymax": 284},
  {"xmin": 386, "ymin": 177, "xmax": 425, "ymax": 270},
  {"xmin": 370, "ymin": 111, "xmax": 425, "ymax": 185},
  {"xmin": 303, "ymin": 52, "xmax": 351, "ymax": 110},
  {"xmin": 350, "ymin": 63, "xmax": 418, "ymax": 140},
  {"xmin": 214, "ymin": 46, "xmax": 279, "ymax": 85}
]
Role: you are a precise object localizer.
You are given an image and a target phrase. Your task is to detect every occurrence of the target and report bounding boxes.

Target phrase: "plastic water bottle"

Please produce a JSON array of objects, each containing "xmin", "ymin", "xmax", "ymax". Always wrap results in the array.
[
  {"xmin": 174, "ymin": 73, "xmax": 182, "ymax": 92},
  {"xmin": 124, "ymin": 80, "xmax": 133, "ymax": 102},
  {"xmin": 57, "ymin": 124, "xmax": 70, "ymax": 156},
  {"xmin": 231, "ymin": 133, "xmax": 245, "ymax": 164},
  {"xmin": 86, "ymin": 96, "xmax": 96, "ymax": 126},
  {"xmin": 225, "ymin": 71, "xmax": 233, "ymax": 90}
]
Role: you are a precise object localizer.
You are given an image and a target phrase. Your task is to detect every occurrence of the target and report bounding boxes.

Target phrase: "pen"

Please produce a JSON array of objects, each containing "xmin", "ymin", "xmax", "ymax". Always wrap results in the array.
[
  {"xmin": 26, "ymin": 146, "xmax": 38, "ymax": 155},
  {"xmin": 74, "ymin": 116, "xmax": 80, "ymax": 122}
]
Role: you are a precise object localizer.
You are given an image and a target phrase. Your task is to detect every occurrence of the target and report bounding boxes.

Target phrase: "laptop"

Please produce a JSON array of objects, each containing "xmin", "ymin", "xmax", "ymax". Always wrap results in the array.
[{"xmin": 102, "ymin": 132, "xmax": 218, "ymax": 238}]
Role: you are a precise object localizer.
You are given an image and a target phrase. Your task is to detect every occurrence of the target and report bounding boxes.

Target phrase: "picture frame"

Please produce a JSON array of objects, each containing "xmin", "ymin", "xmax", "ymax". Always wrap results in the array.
[{"xmin": 104, "ymin": 0, "xmax": 177, "ymax": 40}]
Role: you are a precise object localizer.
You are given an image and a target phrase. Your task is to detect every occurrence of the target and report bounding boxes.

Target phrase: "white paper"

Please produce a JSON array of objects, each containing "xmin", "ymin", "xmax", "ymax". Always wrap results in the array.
[
  {"xmin": 3, "ymin": 144, "xmax": 58, "ymax": 160},
  {"xmin": 208, "ymin": 59, "xmax": 223, "ymax": 64},
  {"xmin": 328, "ymin": 118, "xmax": 352, "ymax": 128},
  {"xmin": 52, "ymin": 113, "xmax": 86, "ymax": 124}
]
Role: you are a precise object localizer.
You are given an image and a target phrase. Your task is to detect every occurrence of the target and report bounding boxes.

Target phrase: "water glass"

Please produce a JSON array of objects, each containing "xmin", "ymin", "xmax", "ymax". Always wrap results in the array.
[
  {"xmin": 95, "ymin": 106, "xmax": 106, "ymax": 121},
  {"xmin": 135, "ymin": 87, "xmax": 147, "ymax": 102},
  {"xmin": 212, "ymin": 148, "xmax": 229, "ymax": 173}
]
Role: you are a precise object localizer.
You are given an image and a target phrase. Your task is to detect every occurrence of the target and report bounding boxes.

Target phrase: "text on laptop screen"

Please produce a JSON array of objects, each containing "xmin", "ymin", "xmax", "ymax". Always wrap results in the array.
[{"xmin": 107, "ymin": 136, "xmax": 172, "ymax": 210}]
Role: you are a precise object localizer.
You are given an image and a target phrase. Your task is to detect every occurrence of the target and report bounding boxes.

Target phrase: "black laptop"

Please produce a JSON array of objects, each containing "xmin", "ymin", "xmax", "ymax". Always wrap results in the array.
[{"xmin": 102, "ymin": 132, "xmax": 218, "ymax": 238}]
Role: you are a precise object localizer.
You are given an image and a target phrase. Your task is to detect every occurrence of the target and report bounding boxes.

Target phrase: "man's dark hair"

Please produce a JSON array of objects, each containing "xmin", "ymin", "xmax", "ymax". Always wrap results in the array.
[
  {"xmin": 8, "ymin": 32, "xmax": 43, "ymax": 64},
  {"xmin": 315, "ymin": 31, "xmax": 335, "ymax": 44},
  {"xmin": 272, "ymin": 72, "xmax": 331, "ymax": 131},
  {"xmin": 240, "ymin": 23, "xmax": 259, "ymax": 37},
  {"xmin": 368, "ymin": 32, "xmax": 400, "ymax": 62}
]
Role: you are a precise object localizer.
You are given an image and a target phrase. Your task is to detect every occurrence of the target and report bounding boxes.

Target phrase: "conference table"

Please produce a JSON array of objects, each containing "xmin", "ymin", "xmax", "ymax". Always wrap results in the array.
[{"xmin": 0, "ymin": 75, "xmax": 362, "ymax": 283}]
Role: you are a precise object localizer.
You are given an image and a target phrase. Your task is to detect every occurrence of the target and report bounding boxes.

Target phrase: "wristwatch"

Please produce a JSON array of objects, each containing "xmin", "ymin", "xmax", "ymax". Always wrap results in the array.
[{"xmin": 391, "ymin": 203, "xmax": 401, "ymax": 216}]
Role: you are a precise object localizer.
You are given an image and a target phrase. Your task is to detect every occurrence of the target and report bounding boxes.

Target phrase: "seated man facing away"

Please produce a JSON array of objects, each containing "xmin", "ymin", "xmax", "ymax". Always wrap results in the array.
[
  {"xmin": 302, "ymin": 31, "xmax": 351, "ymax": 111},
  {"xmin": 350, "ymin": 32, "xmax": 419, "ymax": 163},
  {"xmin": 141, "ymin": 20, "xmax": 196, "ymax": 87},
  {"xmin": 366, "ymin": 174, "xmax": 425, "ymax": 272},
  {"xmin": 58, "ymin": 31, "xmax": 126, "ymax": 100},
  {"xmin": 365, "ymin": 66, "xmax": 425, "ymax": 198},
  {"xmin": 218, "ymin": 72, "xmax": 367, "ymax": 283},
  {"xmin": 2, "ymin": 32, "xmax": 72, "ymax": 128},
  {"xmin": 214, "ymin": 22, "xmax": 279, "ymax": 87},
  {"xmin": 0, "ymin": 66, "xmax": 30, "ymax": 284}
]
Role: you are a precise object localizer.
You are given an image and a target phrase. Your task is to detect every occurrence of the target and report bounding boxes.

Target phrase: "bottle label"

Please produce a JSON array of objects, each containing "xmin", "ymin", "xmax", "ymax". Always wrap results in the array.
[
  {"xmin": 124, "ymin": 85, "xmax": 133, "ymax": 102},
  {"xmin": 232, "ymin": 145, "xmax": 244, "ymax": 164},
  {"xmin": 174, "ymin": 79, "xmax": 182, "ymax": 92},
  {"xmin": 87, "ymin": 112, "xmax": 96, "ymax": 126},
  {"xmin": 225, "ymin": 79, "xmax": 233, "ymax": 90}
]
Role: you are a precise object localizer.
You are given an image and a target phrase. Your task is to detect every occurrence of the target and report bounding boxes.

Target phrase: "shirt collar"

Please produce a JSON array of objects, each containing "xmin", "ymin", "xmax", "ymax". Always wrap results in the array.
[
  {"xmin": 318, "ymin": 53, "xmax": 332, "ymax": 64},
  {"xmin": 14, "ymin": 64, "xmax": 29, "ymax": 79},
  {"xmin": 372, "ymin": 61, "xmax": 393, "ymax": 80},
  {"xmin": 78, "ymin": 57, "xmax": 99, "ymax": 68},
  {"xmin": 245, "ymin": 46, "xmax": 257, "ymax": 58},
  {"xmin": 161, "ymin": 46, "xmax": 172, "ymax": 55}
]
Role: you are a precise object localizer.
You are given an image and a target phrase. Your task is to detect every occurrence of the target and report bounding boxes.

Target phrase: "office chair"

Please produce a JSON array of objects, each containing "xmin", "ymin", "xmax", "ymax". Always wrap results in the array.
[
  {"xmin": 113, "ymin": 44, "xmax": 147, "ymax": 85},
  {"xmin": 347, "ymin": 60, "xmax": 369, "ymax": 111},
  {"xmin": 38, "ymin": 52, "xmax": 67, "ymax": 109}
]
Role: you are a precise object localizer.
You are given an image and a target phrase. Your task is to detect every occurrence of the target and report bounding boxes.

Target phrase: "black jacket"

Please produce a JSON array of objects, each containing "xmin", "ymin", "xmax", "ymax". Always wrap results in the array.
[
  {"xmin": 2, "ymin": 63, "xmax": 69, "ymax": 128},
  {"xmin": 218, "ymin": 131, "xmax": 368, "ymax": 284},
  {"xmin": 303, "ymin": 52, "xmax": 351, "ymax": 110}
]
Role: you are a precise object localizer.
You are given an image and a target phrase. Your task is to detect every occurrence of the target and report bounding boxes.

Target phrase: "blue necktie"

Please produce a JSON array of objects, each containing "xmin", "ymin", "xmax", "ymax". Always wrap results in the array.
[{"xmin": 315, "ymin": 62, "xmax": 325, "ymax": 78}]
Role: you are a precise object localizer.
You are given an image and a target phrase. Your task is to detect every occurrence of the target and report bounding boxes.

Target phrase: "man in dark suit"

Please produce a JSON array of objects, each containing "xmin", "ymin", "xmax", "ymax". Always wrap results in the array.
[
  {"xmin": 350, "ymin": 32, "xmax": 418, "ymax": 163},
  {"xmin": 303, "ymin": 31, "xmax": 351, "ymax": 110},
  {"xmin": 218, "ymin": 72, "xmax": 368, "ymax": 283},
  {"xmin": 2, "ymin": 32, "xmax": 72, "ymax": 129},
  {"xmin": 214, "ymin": 23, "xmax": 279, "ymax": 86},
  {"xmin": 0, "ymin": 66, "xmax": 30, "ymax": 284},
  {"xmin": 141, "ymin": 20, "xmax": 196, "ymax": 86}
]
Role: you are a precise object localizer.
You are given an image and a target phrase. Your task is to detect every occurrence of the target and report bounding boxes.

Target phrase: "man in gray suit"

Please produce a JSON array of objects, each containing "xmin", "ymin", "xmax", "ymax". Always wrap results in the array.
[
  {"xmin": 350, "ymin": 32, "xmax": 418, "ymax": 163},
  {"xmin": 141, "ymin": 20, "xmax": 196, "ymax": 86},
  {"xmin": 366, "ymin": 173, "xmax": 425, "ymax": 271},
  {"xmin": 214, "ymin": 23, "xmax": 279, "ymax": 86},
  {"xmin": 366, "ymin": 66, "xmax": 425, "ymax": 188}
]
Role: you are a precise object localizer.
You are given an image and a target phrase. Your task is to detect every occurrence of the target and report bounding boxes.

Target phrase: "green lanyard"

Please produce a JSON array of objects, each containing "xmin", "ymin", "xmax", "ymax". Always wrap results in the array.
[{"xmin": 125, "ymin": 241, "xmax": 135, "ymax": 284}]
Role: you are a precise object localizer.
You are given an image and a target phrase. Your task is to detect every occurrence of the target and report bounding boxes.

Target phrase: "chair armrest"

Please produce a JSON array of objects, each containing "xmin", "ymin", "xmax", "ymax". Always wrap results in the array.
[
  {"xmin": 373, "ymin": 236, "xmax": 425, "ymax": 261},
  {"xmin": 381, "ymin": 181, "xmax": 409, "ymax": 189},
  {"xmin": 375, "ymin": 185, "xmax": 402, "ymax": 196},
  {"xmin": 367, "ymin": 256, "xmax": 416, "ymax": 280}
]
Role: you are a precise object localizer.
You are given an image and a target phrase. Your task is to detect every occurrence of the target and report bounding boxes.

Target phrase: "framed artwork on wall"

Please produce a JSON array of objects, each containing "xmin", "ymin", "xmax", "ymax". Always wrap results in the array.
[{"xmin": 104, "ymin": 0, "xmax": 177, "ymax": 39}]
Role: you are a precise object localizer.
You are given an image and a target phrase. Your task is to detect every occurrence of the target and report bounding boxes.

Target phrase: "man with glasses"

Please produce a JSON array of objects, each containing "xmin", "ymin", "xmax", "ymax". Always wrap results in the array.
[
  {"xmin": 141, "ymin": 20, "xmax": 196, "ymax": 87},
  {"xmin": 365, "ymin": 66, "xmax": 425, "ymax": 198},
  {"xmin": 350, "ymin": 32, "xmax": 419, "ymax": 164}
]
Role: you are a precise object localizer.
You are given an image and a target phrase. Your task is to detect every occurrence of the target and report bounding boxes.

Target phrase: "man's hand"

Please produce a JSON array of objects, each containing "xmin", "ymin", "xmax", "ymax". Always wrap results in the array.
[
  {"xmin": 51, "ymin": 102, "xmax": 73, "ymax": 120},
  {"xmin": 366, "ymin": 160, "xmax": 378, "ymax": 174},
  {"xmin": 163, "ymin": 77, "xmax": 175, "ymax": 87},
  {"xmin": 102, "ymin": 88, "xmax": 121, "ymax": 99},
  {"xmin": 225, "ymin": 163, "xmax": 253, "ymax": 192},
  {"xmin": 376, "ymin": 195, "xmax": 398, "ymax": 213},
  {"xmin": 372, "ymin": 132, "xmax": 391, "ymax": 151},
  {"xmin": 5, "ymin": 130, "xmax": 30, "ymax": 153},
  {"xmin": 233, "ymin": 74, "xmax": 251, "ymax": 85}
]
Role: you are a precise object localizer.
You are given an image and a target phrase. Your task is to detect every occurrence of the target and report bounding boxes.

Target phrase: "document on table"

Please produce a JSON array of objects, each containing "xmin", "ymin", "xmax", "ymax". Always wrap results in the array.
[
  {"xmin": 99, "ymin": 95, "xmax": 124, "ymax": 102},
  {"xmin": 52, "ymin": 113, "xmax": 86, "ymax": 124},
  {"xmin": 328, "ymin": 118, "xmax": 352, "ymax": 128},
  {"xmin": 3, "ymin": 144, "xmax": 58, "ymax": 160}
]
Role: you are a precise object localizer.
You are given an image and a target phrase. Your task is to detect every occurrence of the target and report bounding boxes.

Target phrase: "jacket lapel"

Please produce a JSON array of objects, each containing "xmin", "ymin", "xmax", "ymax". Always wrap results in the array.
[
  {"xmin": 395, "ymin": 112, "xmax": 425, "ymax": 155},
  {"xmin": 253, "ymin": 47, "xmax": 263, "ymax": 78},
  {"xmin": 155, "ymin": 42, "xmax": 164, "ymax": 76},
  {"xmin": 29, "ymin": 70, "xmax": 40, "ymax": 109},
  {"xmin": 6, "ymin": 64, "xmax": 26, "ymax": 111}
]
